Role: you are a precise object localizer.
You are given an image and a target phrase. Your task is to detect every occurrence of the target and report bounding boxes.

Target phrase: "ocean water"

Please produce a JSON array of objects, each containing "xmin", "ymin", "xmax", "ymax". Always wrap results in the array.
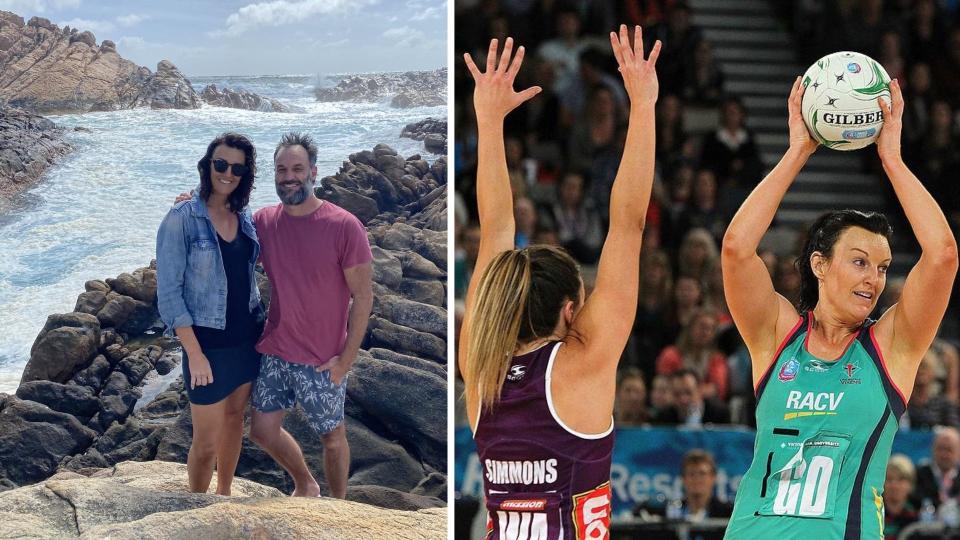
[{"xmin": 0, "ymin": 74, "xmax": 445, "ymax": 393}]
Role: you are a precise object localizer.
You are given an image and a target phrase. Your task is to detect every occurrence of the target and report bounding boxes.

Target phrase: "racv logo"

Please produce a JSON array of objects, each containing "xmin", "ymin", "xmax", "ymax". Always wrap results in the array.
[{"xmin": 783, "ymin": 390, "xmax": 845, "ymax": 420}]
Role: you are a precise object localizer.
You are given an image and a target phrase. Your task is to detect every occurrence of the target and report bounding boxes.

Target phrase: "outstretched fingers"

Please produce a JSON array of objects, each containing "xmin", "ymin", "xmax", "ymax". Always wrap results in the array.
[
  {"xmin": 496, "ymin": 37, "xmax": 514, "ymax": 73},
  {"xmin": 464, "ymin": 53, "xmax": 482, "ymax": 80},
  {"xmin": 506, "ymin": 45, "xmax": 526, "ymax": 80},
  {"xmin": 890, "ymin": 78, "xmax": 903, "ymax": 118},
  {"xmin": 515, "ymin": 85, "xmax": 542, "ymax": 105},
  {"xmin": 618, "ymin": 24, "xmax": 635, "ymax": 64},
  {"xmin": 485, "ymin": 38, "xmax": 498, "ymax": 73},
  {"xmin": 609, "ymin": 30, "xmax": 625, "ymax": 68},
  {"xmin": 646, "ymin": 39, "xmax": 661, "ymax": 66}
]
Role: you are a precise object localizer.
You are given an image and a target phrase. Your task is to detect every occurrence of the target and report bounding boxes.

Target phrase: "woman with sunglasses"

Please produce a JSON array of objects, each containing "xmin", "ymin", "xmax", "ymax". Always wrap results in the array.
[{"xmin": 156, "ymin": 132, "xmax": 263, "ymax": 495}]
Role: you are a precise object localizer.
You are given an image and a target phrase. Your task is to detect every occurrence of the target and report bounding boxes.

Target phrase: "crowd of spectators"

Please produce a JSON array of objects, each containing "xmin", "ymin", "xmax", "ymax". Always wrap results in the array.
[
  {"xmin": 455, "ymin": 0, "xmax": 960, "ymax": 431},
  {"xmin": 454, "ymin": 1, "xmax": 960, "ymax": 535}
]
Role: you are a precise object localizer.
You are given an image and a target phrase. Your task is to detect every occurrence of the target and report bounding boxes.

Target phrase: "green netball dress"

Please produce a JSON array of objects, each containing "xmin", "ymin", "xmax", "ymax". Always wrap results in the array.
[{"xmin": 725, "ymin": 313, "xmax": 907, "ymax": 539}]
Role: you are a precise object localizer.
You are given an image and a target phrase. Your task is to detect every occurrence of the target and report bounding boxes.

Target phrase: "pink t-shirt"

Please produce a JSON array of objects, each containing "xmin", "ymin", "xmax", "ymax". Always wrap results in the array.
[{"xmin": 254, "ymin": 201, "xmax": 373, "ymax": 367}]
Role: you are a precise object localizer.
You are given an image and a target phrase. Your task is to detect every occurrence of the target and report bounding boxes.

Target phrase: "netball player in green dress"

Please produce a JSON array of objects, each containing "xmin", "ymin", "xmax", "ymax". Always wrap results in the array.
[{"xmin": 722, "ymin": 78, "xmax": 958, "ymax": 538}]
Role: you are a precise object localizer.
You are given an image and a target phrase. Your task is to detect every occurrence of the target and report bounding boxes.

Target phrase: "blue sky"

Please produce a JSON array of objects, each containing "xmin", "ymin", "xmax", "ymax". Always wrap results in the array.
[{"xmin": 0, "ymin": 0, "xmax": 447, "ymax": 76}]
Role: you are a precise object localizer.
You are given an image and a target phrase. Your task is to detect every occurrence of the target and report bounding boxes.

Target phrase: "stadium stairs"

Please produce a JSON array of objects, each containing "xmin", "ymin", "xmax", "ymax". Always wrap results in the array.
[{"xmin": 689, "ymin": 0, "xmax": 917, "ymax": 276}]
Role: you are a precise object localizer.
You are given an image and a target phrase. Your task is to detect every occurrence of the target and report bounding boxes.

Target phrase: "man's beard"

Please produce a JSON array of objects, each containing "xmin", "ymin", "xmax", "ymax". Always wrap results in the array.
[{"xmin": 276, "ymin": 175, "xmax": 315, "ymax": 205}]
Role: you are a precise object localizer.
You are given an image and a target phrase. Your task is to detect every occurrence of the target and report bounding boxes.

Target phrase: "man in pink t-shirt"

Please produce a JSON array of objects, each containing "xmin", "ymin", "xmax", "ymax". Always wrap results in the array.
[{"xmin": 248, "ymin": 132, "xmax": 373, "ymax": 499}]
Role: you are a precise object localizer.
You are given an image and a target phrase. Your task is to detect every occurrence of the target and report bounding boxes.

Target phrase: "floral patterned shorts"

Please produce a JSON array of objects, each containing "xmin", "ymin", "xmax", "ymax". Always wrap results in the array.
[{"xmin": 251, "ymin": 354, "xmax": 348, "ymax": 434}]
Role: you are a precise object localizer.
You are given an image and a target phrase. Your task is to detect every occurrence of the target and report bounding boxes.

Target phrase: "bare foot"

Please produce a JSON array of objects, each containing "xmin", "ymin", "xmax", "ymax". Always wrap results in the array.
[{"xmin": 292, "ymin": 481, "xmax": 321, "ymax": 497}]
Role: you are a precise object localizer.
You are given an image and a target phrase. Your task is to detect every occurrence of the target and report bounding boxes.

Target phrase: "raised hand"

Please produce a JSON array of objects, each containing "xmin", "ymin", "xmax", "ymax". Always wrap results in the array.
[
  {"xmin": 788, "ymin": 76, "xmax": 818, "ymax": 156},
  {"xmin": 876, "ymin": 79, "xmax": 903, "ymax": 161},
  {"xmin": 609, "ymin": 25, "xmax": 661, "ymax": 105},
  {"xmin": 464, "ymin": 37, "xmax": 541, "ymax": 125}
]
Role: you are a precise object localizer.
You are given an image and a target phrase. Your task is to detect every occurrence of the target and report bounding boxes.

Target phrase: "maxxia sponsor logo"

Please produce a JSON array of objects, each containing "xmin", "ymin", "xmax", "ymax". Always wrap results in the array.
[
  {"xmin": 821, "ymin": 111, "xmax": 882, "ymax": 125},
  {"xmin": 485, "ymin": 458, "xmax": 558, "ymax": 485},
  {"xmin": 783, "ymin": 391, "xmax": 844, "ymax": 420}
]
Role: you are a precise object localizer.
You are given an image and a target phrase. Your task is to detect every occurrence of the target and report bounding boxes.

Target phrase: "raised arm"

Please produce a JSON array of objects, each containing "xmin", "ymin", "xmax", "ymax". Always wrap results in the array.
[
  {"xmin": 874, "ymin": 79, "xmax": 959, "ymax": 370},
  {"xmin": 568, "ymin": 25, "xmax": 660, "ymax": 363},
  {"xmin": 457, "ymin": 38, "xmax": 541, "ymax": 373},
  {"xmin": 721, "ymin": 77, "xmax": 814, "ymax": 377}
]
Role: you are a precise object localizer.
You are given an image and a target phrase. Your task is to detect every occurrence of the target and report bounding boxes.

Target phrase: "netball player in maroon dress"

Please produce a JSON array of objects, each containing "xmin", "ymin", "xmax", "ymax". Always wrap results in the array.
[{"xmin": 459, "ymin": 26, "xmax": 660, "ymax": 539}]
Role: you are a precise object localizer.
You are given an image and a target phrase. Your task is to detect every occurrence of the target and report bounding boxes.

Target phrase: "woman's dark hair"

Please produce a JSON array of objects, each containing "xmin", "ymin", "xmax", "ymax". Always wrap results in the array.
[
  {"xmin": 518, "ymin": 246, "xmax": 583, "ymax": 341},
  {"xmin": 197, "ymin": 132, "xmax": 257, "ymax": 211},
  {"xmin": 794, "ymin": 210, "xmax": 893, "ymax": 312}
]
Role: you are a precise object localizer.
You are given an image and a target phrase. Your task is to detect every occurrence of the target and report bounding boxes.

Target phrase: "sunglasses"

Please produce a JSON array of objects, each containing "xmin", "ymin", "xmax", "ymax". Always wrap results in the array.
[{"xmin": 211, "ymin": 158, "xmax": 250, "ymax": 177}]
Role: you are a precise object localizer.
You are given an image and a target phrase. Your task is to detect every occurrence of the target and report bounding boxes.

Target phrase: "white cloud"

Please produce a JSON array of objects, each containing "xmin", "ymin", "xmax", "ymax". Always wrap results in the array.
[
  {"xmin": 116, "ymin": 14, "xmax": 147, "ymax": 27},
  {"xmin": 60, "ymin": 17, "xmax": 113, "ymax": 34},
  {"xmin": 216, "ymin": 0, "xmax": 378, "ymax": 37},
  {"xmin": 382, "ymin": 26, "xmax": 427, "ymax": 48},
  {"xmin": 116, "ymin": 35, "xmax": 145, "ymax": 48},
  {"xmin": 0, "ymin": 0, "xmax": 80, "ymax": 13},
  {"xmin": 410, "ymin": 5, "xmax": 440, "ymax": 20}
]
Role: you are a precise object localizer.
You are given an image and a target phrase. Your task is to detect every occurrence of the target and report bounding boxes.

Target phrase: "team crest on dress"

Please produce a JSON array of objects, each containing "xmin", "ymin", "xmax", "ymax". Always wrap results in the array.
[
  {"xmin": 779, "ymin": 358, "xmax": 800, "ymax": 382},
  {"xmin": 840, "ymin": 360, "xmax": 862, "ymax": 385},
  {"xmin": 507, "ymin": 364, "xmax": 527, "ymax": 382}
]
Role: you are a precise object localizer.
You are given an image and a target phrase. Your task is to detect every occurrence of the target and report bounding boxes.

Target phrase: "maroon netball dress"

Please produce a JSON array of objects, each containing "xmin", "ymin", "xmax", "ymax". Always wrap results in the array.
[{"xmin": 473, "ymin": 341, "xmax": 616, "ymax": 539}]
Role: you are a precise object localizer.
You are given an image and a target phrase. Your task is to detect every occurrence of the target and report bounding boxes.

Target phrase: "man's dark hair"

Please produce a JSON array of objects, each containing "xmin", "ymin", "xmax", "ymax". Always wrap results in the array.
[
  {"xmin": 682, "ymin": 449, "xmax": 717, "ymax": 475},
  {"xmin": 274, "ymin": 132, "xmax": 318, "ymax": 166},
  {"xmin": 672, "ymin": 368, "xmax": 701, "ymax": 384},
  {"xmin": 197, "ymin": 132, "xmax": 256, "ymax": 212}
]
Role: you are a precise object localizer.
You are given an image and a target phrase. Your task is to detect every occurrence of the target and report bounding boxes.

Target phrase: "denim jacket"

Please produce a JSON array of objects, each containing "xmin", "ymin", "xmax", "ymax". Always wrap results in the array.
[{"xmin": 155, "ymin": 193, "xmax": 261, "ymax": 336}]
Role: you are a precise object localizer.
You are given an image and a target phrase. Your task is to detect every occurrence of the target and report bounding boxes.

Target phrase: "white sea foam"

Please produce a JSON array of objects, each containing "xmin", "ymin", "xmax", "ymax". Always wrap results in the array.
[{"xmin": 0, "ymin": 79, "xmax": 444, "ymax": 393}]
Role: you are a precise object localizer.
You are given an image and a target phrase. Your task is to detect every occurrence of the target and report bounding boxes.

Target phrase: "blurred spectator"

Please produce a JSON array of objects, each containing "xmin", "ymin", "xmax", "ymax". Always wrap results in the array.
[
  {"xmin": 568, "ymin": 86, "xmax": 622, "ymax": 176},
  {"xmin": 913, "ymin": 427, "xmax": 960, "ymax": 508},
  {"xmin": 933, "ymin": 28, "xmax": 960, "ymax": 109},
  {"xmin": 675, "ymin": 171, "xmax": 726, "ymax": 243},
  {"xmin": 884, "ymin": 454, "xmax": 919, "ymax": 540},
  {"xmin": 616, "ymin": 368, "xmax": 651, "ymax": 426},
  {"xmin": 632, "ymin": 249, "xmax": 676, "ymax": 374},
  {"xmin": 656, "ymin": 369, "xmax": 730, "ymax": 426},
  {"xmin": 905, "ymin": 354, "xmax": 960, "ymax": 430},
  {"xmin": 550, "ymin": 171, "xmax": 604, "ymax": 263},
  {"xmin": 514, "ymin": 196, "xmax": 539, "ymax": 247},
  {"xmin": 536, "ymin": 7, "xmax": 587, "ymax": 98},
  {"xmin": 455, "ymin": 223, "xmax": 481, "ymax": 299},
  {"xmin": 774, "ymin": 257, "xmax": 802, "ymax": 307},
  {"xmin": 903, "ymin": 63, "xmax": 936, "ymax": 158},
  {"xmin": 656, "ymin": 308, "xmax": 729, "ymax": 400},
  {"xmin": 699, "ymin": 97, "xmax": 763, "ymax": 187},
  {"xmin": 906, "ymin": 0, "xmax": 947, "ymax": 65},
  {"xmin": 878, "ymin": 30, "xmax": 906, "ymax": 82},
  {"xmin": 676, "ymin": 228, "xmax": 719, "ymax": 282},
  {"xmin": 684, "ymin": 39, "xmax": 724, "ymax": 105},
  {"xmin": 911, "ymin": 100, "xmax": 960, "ymax": 216},
  {"xmin": 563, "ymin": 46, "xmax": 628, "ymax": 124},
  {"xmin": 634, "ymin": 449, "xmax": 734, "ymax": 521},
  {"xmin": 647, "ymin": 2, "xmax": 703, "ymax": 95},
  {"xmin": 649, "ymin": 373, "xmax": 676, "ymax": 422},
  {"xmin": 666, "ymin": 275, "xmax": 704, "ymax": 343}
]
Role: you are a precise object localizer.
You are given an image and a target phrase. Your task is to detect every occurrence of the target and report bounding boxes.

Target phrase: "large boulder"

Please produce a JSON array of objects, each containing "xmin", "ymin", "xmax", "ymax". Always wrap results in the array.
[
  {"xmin": 0, "ymin": 397, "xmax": 96, "ymax": 486},
  {"xmin": 0, "ymin": 17, "xmax": 200, "ymax": 114},
  {"xmin": 15, "ymin": 381, "xmax": 99, "ymax": 419},
  {"xmin": 22, "ymin": 313, "xmax": 100, "ymax": 384},
  {"xmin": 346, "ymin": 357, "xmax": 445, "ymax": 469}
]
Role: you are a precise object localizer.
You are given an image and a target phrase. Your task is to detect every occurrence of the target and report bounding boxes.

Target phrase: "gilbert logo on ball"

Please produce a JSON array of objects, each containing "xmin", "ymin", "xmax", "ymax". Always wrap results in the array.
[{"xmin": 800, "ymin": 51, "xmax": 891, "ymax": 151}]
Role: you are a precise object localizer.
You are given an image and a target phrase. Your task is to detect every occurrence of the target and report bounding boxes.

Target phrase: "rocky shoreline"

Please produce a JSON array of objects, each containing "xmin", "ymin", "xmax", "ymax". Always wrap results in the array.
[
  {"xmin": 0, "ymin": 11, "xmax": 200, "ymax": 114},
  {"xmin": 0, "ymin": 138, "xmax": 448, "ymax": 517},
  {"xmin": 199, "ymin": 84, "xmax": 304, "ymax": 113},
  {"xmin": 314, "ymin": 69, "xmax": 446, "ymax": 108},
  {"xmin": 0, "ymin": 106, "xmax": 72, "ymax": 207}
]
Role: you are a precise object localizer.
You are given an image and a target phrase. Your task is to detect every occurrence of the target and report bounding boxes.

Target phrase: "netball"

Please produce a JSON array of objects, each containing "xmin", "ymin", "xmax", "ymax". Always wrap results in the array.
[{"xmin": 800, "ymin": 51, "xmax": 892, "ymax": 151}]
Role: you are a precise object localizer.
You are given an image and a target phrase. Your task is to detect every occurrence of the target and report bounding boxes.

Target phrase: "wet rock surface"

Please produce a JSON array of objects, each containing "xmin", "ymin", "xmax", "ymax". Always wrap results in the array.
[
  {"xmin": 200, "ymin": 84, "xmax": 302, "ymax": 113},
  {"xmin": 0, "ymin": 106, "xmax": 71, "ymax": 205}
]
